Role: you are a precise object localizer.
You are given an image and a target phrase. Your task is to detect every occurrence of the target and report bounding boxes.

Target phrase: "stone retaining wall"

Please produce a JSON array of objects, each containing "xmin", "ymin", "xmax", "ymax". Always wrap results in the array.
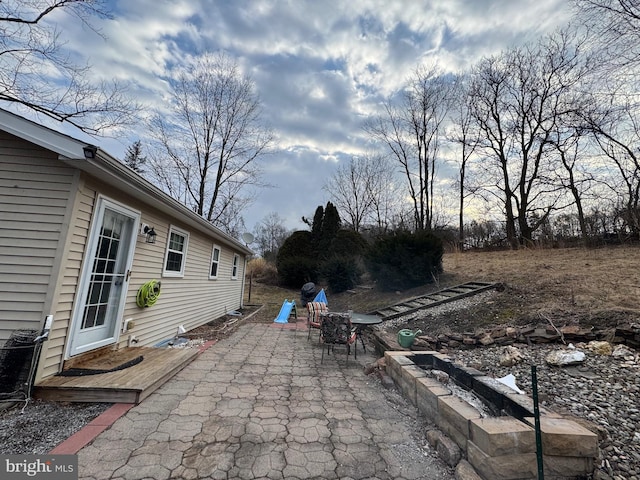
[{"xmin": 384, "ymin": 350, "xmax": 598, "ymax": 480}]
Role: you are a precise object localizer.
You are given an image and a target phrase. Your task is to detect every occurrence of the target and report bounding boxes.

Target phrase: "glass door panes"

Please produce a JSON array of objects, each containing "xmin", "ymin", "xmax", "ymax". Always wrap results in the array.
[{"xmin": 81, "ymin": 209, "xmax": 127, "ymax": 330}]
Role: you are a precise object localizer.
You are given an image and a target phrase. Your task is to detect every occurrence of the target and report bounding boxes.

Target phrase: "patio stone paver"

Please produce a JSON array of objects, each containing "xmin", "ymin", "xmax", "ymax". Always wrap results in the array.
[{"xmin": 77, "ymin": 321, "xmax": 455, "ymax": 480}]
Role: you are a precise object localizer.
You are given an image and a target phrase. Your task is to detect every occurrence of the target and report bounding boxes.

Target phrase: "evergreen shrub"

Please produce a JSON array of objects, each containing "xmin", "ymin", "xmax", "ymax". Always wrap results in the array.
[
  {"xmin": 365, "ymin": 230, "xmax": 443, "ymax": 291},
  {"xmin": 323, "ymin": 256, "xmax": 361, "ymax": 293},
  {"xmin": 276, "ymin": 231, "xmax": 317, "ymax": 287}
]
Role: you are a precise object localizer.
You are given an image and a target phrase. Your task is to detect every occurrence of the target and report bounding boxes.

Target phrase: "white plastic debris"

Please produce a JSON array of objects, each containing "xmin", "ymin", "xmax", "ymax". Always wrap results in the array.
[{"xmin": 496, "ymin": 374, "xmax": 525, "ymax": 394}]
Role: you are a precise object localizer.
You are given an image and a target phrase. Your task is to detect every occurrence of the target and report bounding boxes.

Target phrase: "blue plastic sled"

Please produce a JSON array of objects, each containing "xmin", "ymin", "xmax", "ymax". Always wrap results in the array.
[
  {"xmin": 313, "ymin": 289, "xmax": 327, "ymax": 305},
  {"xmin": 274, "ymin": 299, "xmax": 297, "ymax": 323}
]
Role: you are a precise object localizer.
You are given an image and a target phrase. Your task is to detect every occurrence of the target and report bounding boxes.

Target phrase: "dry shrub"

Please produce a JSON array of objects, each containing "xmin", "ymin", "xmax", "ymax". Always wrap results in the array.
[{"xmin": 247, "ymin": 257, "xmax": 279, "ymax": 285}]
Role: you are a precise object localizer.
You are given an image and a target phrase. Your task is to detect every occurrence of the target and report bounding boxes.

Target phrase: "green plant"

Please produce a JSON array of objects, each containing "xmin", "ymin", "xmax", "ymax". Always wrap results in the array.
[
  {"xmin": 331, "ymin": 229, "xmax": 367, "ymax": 257},
  {"xmin": 323, "ymin": 256, "xmax": 362, "ymax": 293},
  {"xmin": 277, "ymin": 257, "xmax": 318, "ymax": 287},
  {"xmin": 276, "ymin": 230, "xmax": 317, "ymax": 287},
  {"xmin": 365, "ymin": 230, "xmax": 443, "ymax": 291}
]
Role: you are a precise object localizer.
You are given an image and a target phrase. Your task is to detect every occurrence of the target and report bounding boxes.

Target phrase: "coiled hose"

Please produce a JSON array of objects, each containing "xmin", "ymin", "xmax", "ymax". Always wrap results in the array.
[{"xmin": 136, "ymin": 280, "xmax": 161, "ymax": 308}]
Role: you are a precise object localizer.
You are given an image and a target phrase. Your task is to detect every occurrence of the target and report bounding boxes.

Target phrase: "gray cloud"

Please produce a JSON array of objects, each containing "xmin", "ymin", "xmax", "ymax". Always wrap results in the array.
[{"xmin": 40, "ymin": 0, "xmax": 572, "ymax": 230}]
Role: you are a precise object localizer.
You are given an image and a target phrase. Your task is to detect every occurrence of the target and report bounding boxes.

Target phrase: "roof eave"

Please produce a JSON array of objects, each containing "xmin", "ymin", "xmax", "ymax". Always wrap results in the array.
[
  {"xmin": 79, "ymin": 152, "xmax": 254, "ymax": 256},
  {"xmin": 0, "ymin": 108, "xmax": 253, "ymax": 256}
]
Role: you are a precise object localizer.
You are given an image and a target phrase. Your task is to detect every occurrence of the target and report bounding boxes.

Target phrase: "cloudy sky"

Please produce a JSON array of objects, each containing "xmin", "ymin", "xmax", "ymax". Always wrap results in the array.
[{"xmin": 46, "ymin": 0, "xmax": 574, "ymax": 233}]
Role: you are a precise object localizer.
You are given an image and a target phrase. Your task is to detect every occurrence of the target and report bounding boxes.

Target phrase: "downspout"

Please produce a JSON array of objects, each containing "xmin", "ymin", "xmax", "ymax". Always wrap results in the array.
[{"xmin": 240, "ymin": 255, "xmax": 248, "ymax": 308}]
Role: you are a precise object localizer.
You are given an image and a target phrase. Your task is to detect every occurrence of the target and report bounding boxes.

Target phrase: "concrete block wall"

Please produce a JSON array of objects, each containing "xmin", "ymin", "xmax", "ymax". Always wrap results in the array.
[{"xmin": 384, "ymin": 351, "xmax": 598, "ymax": 480}]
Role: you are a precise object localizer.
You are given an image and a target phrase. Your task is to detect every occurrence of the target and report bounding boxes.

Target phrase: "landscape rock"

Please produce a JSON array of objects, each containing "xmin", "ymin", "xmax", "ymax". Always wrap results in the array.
[
  {"xmin": 378, "ymin": 371, "xmax": 396, "ymax": 390},
  {"xmin": 586, "ymin": 341, "xmax": 613, "ymax": 355},
  {"xmin": 436, "ymin": 432, "xmax": 462, "ymax": 467},
  {"xmin": 364, "ymin": 356, "xmax": 386, "ymax": 375},
  {"xmin": 426, "ymin": 428, "xmax": 462, "ymax": 467},
  {"xmin": 412, "ymin": 338, "xmax": 432, "ymax": 349},
  {"xmin": 545, "ymin": 349, "xmax": 586, "ymax": 366},
  {"xmin": 393, "ymin": 321, "xmax": 640, "ymax": 354},
  {"xmin": 455, "ymin": 459, "xmax": 483, "ymax": 480},
  {"xmin": 611, "ymin": 344, "xmax": 637, "ymax": 360},
  {"xmin": 426, "ymin": 428, "xmax": 441, "ymax": 447},
  {"xmin": 431, "ymin": 369, "xmax": 450, "ymax": 384},
  {"xmin": 499, "ymin": 346, "xmax": 525, "ymax": 366},
  {"xmin": 450, "ymin": 342, "xmax": 640, "ymax": 480}
]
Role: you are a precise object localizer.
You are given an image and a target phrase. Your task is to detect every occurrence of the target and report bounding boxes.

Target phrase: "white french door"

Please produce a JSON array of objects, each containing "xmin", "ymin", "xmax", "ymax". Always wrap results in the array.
[{"xmin": 67, "ymin": 197, "xmax": 139, "ymax": 357}]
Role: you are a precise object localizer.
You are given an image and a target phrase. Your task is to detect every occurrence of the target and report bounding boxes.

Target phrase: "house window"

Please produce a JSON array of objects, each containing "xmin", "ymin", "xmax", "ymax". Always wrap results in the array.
[
  {"xmin": 163, "ymin": 226, "xmax": 189, "ymax": 277},
  {"xmin": 210, "ymin": 245, "xmax": 221, "ymax": 279},
  {"xmin": 231, "ymin": 254, "xmax": 240, "ymax": 279}
]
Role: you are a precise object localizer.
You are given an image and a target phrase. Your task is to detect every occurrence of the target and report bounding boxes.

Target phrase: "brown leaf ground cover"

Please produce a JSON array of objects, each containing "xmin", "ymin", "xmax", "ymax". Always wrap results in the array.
[{"xmin": 240, "ymin": 245, "xmax": 640, "ymax": 339}]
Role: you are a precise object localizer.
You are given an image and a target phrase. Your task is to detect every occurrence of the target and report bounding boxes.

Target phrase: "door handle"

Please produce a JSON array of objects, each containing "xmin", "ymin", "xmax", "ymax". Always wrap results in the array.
[{"xmin": 126, "ymin": 270, "xmax": 132, "ymax": 282}]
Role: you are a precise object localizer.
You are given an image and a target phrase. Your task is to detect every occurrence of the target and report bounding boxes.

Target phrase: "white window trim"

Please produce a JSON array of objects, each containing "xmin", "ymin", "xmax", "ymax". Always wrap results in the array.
[
  {"xmin": 163, "ymin": 225, "xmax": 190, "ymax": 277},
  {"xmin": 231, "ymin": 254, "xmax": 240, "ymax": 280},
  {"xmin": 209, "ymin": 245, "xmax": 221, "ymax": 279}
]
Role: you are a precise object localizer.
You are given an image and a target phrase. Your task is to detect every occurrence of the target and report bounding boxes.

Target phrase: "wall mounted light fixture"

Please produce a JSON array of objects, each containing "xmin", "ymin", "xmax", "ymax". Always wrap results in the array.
[
  {"xmin": 83, "ymin": 145, "xmax": 98, "ymax": 159},
  {"xmin": 143, "ymin": 225, "xmax": 157, "ymax": 244}
]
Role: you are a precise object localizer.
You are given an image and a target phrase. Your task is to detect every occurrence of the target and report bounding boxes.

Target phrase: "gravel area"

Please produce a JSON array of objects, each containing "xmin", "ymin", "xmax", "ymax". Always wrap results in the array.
[
  {"xmin": 449, "ymin": 343, "xmax": 640, "ymax": 480},
  {"xmin": 377, "ymin": 290, "xmax": 640, "ymax": 480},
  {"xmin": 0, "ymin": 399, "xmax": 110, "ymax": 454},
  {"xmin": 381, "ymin": 290, "xmax": 498, "ymax": 330}
]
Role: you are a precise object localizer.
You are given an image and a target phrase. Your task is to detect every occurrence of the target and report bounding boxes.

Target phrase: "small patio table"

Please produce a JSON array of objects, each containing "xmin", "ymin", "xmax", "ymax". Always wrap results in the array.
[{"xmin": 349, "ymin": 313, "xmax": 383, "ymax": 355}]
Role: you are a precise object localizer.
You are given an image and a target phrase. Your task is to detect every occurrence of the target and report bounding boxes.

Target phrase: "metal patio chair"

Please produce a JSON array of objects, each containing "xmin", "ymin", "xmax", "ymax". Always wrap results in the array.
[{"xmin": 320, "ymin": 313, "xmax": 356, "ymax": 364}]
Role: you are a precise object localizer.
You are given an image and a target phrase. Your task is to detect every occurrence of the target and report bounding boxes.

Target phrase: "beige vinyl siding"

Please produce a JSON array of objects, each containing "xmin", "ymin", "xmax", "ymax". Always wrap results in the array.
[
  {"xmin": 36, "ymin": 173, "xmax": 248, "ymax": 378},
  {"xmin": 0, "ymin": 132, "xmax": 76, "ymax": 343},
  {"xmin": 36, "ymin": 179, "xmax": 93, "ymax": 379},
  {"xmin": 118, "ymin": 217, "xmax": 247, "ymax": 348}
]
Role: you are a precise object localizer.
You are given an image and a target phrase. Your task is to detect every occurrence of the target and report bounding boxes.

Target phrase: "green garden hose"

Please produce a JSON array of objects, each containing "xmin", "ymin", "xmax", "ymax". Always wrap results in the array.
[{"xmin": 136, "ymin": 280, "xmax": 161, "ymax": 308}]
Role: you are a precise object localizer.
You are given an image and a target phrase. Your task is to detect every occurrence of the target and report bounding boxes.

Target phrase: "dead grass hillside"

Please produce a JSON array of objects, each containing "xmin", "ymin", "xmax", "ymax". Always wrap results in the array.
[
  {"xmin": 244, "ymin": 245, "xmax": 640, "ymax": 334},
  {"xmin": 444, "ymin": 246, "xmax": 640, "ymax": 315}
]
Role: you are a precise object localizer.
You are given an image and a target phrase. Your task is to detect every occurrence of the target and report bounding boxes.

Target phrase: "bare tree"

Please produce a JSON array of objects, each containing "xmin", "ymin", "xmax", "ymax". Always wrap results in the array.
[
  {"xmin": 148, "ymin": 52, "xmax": 274, "ymax": 234},
  {"xmin": 0, "ymin": 0, "xmax": 137, "ymax": 134},
  {"xmin": 581, "ymin": 95, "xmax": 640, "ymax": 235},
  {"xmin": 365, "ymin": 65, "xmax": 454, "ymax": 231},
  {"xmin": 572, "ymin": 0, "xmax": 640, "ymax": 69},
  {"xmin": 367, "ymin": 157, "xmax": 403, "ymax": 234},
  {"xmin": 548, "ymin": 122, "xmax": 597, "ymax": 243},
  {"xmin": 253, "ymin": 212, "xmax": 290, "ymax": 261},
  {"xmin": 448, "ymin": 74, "xmax": 481, "ymax": 245},
  {"xmin": 323, "ymin": 153, "xmax": 399, "ymax": 233},
  {"xmin": 468, "ymin": 31, "xmax": 589, "ymax": 247},
  {"xmin": 324, "ymin": 155, "xmax": 372, "ymax": 233}
]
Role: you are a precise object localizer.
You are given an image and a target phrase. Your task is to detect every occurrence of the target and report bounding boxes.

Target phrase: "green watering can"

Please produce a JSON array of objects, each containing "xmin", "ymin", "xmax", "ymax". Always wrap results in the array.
[{"xmin": 397, "ymin": 329, "xmax": 422, "ymax": 348}]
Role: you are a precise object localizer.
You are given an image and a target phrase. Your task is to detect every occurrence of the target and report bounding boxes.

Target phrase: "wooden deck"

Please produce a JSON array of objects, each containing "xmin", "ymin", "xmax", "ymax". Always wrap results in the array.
[{"xmin": 34, "ymin": 346, "xmax": 199, "ymax": 404}]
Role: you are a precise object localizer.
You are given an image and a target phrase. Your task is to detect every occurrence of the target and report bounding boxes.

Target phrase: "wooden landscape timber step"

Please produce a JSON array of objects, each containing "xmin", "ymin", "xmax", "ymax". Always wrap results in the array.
[
  {"xmin": 34, "ymin": 346, "xmax": 199, "ymax": 404},
  {"xmin": 370, "ymin": 281, "xmax": 500, "ymax": 321}
]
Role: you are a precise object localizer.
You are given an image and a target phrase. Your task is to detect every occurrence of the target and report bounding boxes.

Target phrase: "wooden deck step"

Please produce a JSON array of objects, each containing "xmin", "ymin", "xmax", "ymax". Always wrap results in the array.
[{"xmin": 34, "ymin": 347, "xmax": 199, "ymax": 404}]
